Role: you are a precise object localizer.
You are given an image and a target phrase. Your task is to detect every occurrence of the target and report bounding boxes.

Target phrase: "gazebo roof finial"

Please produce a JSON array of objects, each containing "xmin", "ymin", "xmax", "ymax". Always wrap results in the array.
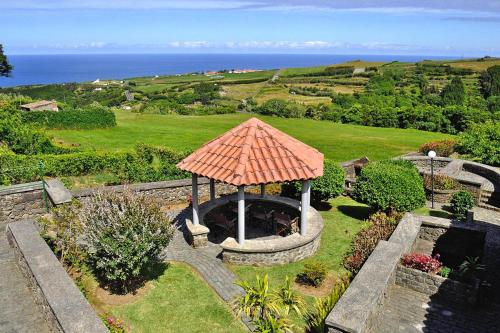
[{"xmin": 177, "ymin": 117, "xmax": 324, "ymax": 186}]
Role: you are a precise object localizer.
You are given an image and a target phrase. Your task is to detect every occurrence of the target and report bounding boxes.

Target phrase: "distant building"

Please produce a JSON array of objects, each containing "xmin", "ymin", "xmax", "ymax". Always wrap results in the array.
[
  {"xmin": 353, "ymin": 68, "xmax": 366, "ymax": 75},
  {"xmin": 20, "ymin": 100, "xmax": 59, "ymax": 112}
]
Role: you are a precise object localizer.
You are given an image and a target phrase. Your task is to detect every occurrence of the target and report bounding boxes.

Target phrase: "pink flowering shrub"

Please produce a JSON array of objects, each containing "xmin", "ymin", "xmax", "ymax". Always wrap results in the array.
[{"xmin": 402, "ymin": 253, "xmax": 442, "ymax": 273}]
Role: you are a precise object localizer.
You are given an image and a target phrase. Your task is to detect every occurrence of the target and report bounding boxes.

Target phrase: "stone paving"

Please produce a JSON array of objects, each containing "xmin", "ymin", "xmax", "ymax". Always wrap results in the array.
[
  {"xmin": 0, "ymin": 233, "xmax": 53, "ymax": 333},
  {"xmin": 160, "ymin": 209, "xmax": 244, "ymax": 302},
  {"xmin": 377, "ymin": 285, "xmax": 500, "ymax": 333},
  {"xmin": 376, "ymin": 205, "xmax": 500, "ymax": 333}
]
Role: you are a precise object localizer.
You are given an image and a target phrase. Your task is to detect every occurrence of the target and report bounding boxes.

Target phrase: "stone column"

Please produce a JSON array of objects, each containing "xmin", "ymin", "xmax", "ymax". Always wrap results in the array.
[
  {"xmin": 238, "ymin": 185, "xmax": 245, "ymax": 245},
  {"xmin": 300, "ymin": 180, "xmax": 311, "ymax": 236},
  {"xmin": 260, "ymin": 184, "xmax": 266, "ymax": 197},
  {"xmin": 209, "ymin": 179, "xmax": 216, "ymax": 201},
  {"xmin": 192, "ymin": 174, "xmax": 199, "ymax": 225}
]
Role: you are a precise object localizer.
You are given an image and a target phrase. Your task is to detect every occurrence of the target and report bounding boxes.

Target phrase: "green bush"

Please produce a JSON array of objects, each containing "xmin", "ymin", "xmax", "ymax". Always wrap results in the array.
[
  {"xmin": 422, "ymin": 174, "xmax": 461, "ymax": 191},
  {"xmin": 419, "ymin": 140, "xmax": 456, "ymax": 157},
  {"xmin": 22, "ymin": 102, "xmax": 116, "ymax": 129},
  {"xmin": 282, "ymin": 159, "xmax": 345, "ymax": 203},
  {"xmin": 255, "ymin": 99, "xmax": 306, "ymax": 118},
  {"xmin": 456, "ymin": 121, "xmax": 500, "ymax": 166},
  {"xmin": 296, "ymin": 260, "xmax": 327, "ymax": 287},
  {"xmin": 80, "ymin": 190, "xmax": 174, "ymax": 292},
  {"xmin": 353, "ymin": 160, "xmax": 426, "ymax": 212},
  {"xmin": 450, "ymin": 191, "xmax": 474, "ymax": 220}
]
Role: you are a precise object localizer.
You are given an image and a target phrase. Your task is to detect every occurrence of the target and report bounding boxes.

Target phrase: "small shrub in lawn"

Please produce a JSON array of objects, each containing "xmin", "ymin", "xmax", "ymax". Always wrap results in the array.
[
  {"xmin": 450, "ymin": 190, "xmax": 475, "ymax": 220},
  {"xmin": 80, "ymin": 189, "xmax": 174, "ymax": 292},
  {"xmin": 296, "ymin": 260, "xmax": 327, "ymax": 287},
  {"xmin": 419, "ymin": 139, "xmax": 456, "ymax": 157},
  {"xmin": 343, "ymin": 212, "xmax": 403, "ymax": 274},
  {"xmin": 353, "ymin": 160, "xmax": 426, "ymax": 213},
  {"xmin": 401, "ymin": 253, "xmax": 442, "ymax": 273},
  {"xmin": 422, "ymin": 174, "xmax": 461, "ymax": 191},
  {"xmin": 303, "ymin": 274, "xmax": 350, "ymax": 333},
  {"xmin": 101, "ymin": 314, "xmax": 126, "ymax": 333}
]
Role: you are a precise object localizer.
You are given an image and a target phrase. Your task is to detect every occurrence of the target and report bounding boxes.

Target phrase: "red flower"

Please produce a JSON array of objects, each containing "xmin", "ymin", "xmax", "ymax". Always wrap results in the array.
[{"xmin": 402, "ymin": 253, "xmax": 442, "ymax": 273}]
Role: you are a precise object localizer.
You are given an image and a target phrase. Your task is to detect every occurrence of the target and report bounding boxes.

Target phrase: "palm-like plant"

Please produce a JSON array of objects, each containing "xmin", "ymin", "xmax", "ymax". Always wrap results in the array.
[
  {"xmin": 458, "ymin": 256, "xmax": 486, "ymax": 281},
  {"xmin": 274, "ymin": 276, "xmax": 305, "ymax": 316}
]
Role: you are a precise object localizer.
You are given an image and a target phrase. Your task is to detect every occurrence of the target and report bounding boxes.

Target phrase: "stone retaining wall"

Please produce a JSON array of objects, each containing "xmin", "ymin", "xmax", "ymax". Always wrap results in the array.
[
  {"xmin": 6, "ymin": 220, "xmax": 107, "ymax": 333},
  {"xmin": 0, "ymin": 182, "xmax": 48, "ymax": 228},
  {"xmin": 326, "ymin": 214, "xmax": 421, "ymax": 333},
  {"xmin": 395, "ymin": 265, "xmax": 479, "ymax": 304}
]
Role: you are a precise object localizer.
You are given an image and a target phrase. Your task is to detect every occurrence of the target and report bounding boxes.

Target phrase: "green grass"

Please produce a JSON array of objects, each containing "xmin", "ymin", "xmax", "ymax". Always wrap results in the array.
[
  {"xmin": 48, "ymin": 110, "xmax": 452, "ymax": 162},
  {"xmin": 230, "ymin": 196, "xmax": 367, "ymax": 286},
  {"xmin": 109, "ymin": 262, "xmax": 246, "ymax": 333}
]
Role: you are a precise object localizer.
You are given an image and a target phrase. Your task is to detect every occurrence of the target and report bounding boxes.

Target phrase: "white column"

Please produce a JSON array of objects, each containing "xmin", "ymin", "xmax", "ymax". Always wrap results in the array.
[
  {"xmin": 209, "ymin": 179, "xmax": 216, "ymax": 201},
  {"xmin": 260, "ymin": 184, "xmax": 266, "ymax": 197},
  {"xmin": 300, "ymin": 180, "xmax": 311, "ymax": 236},
  {"xmin": 238, "ymin": 185, "xmax": 245, "ymax": 245},
  {"xmin": 192, "ymin": 174, "xmax": 199, "ymax": 225}
]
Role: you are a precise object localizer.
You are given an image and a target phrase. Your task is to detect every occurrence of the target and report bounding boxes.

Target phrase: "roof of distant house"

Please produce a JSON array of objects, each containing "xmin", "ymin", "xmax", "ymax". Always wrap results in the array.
[
  {"xmin": 20, "ymin": 100, "xmax": 57, "ymax": 109},
  {"xmin": 177, "ymin": 117, "xmax": 324, "ymax": 186}
]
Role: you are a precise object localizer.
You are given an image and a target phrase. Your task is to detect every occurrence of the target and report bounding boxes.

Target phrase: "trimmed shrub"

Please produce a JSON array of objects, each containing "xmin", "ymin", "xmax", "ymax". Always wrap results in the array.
[
  {"xmin": 402, "ymin": 253, "xmax": 442, "ymax": 273},
  {"xmin": 419, "ymin": 139, "xmax": 456, "ymax": 157},
  {"xmin": 450, "ymin": 191, "xmax": 475, "ymax": 220},
  {"xmin": 343, "ymin": 212, "xmax": 402, "ymax": 274},
  {"xmin": 296, "ymin": 260, "xmax": 327, "ymax": 287},
  {"xmin": 422, "ymin": 174, "xmax": 461, "ymax": 191},
  {"xmin": 456, "ymin": 121, "xmax": 500, "ymax": 166},
  {"xmin": 282, "ymin": 159, "xmax": 345, "ymax": 203},
  {"xmin": 22, "ymin": 102, "xmax": 116, "ymax": 129},
  {"xmin": 80, "ymin": 190, "xmax": 174, "ymax": 292},
  {"xmin": 353, "ymin": 160, "xmax": 426, "ymax": 212}
]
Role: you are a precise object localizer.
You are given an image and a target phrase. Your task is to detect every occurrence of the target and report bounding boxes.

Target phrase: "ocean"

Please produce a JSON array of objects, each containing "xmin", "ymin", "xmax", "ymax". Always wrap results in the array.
[{"xmin": 0, "ymin": 53, "xmax": 456, "ymax": 87}]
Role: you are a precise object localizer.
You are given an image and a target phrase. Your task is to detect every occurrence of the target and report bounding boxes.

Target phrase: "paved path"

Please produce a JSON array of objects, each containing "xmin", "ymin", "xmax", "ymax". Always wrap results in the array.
[
  {"xmin": 0, "ymin": 233, "xmax": 52, "ymax": 333},
  {"xmin": 378, "ymin": 285, "xmax": 500, "ymax": 333},
  {"xmin": 161, "ymin": 209, "xmax": 244, "ymax": 302}
]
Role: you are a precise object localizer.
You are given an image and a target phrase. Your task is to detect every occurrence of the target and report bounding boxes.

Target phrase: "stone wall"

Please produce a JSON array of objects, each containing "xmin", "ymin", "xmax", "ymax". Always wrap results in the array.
[
  {"xmin": 72, "ymin": 178, "xmax": 239, "ymax": 206},
  {"xmin": 0, "ymin": 182, "xmax": 49, "ymax": 229},
  {"xmin": 222, "ymin": 234, "xmax": 321, "ymax": 266},
  {"xmin": 396, "ymin": 265, "xmax": 479, "ymax": 304},
  {"xmin": 6, "ymin": 220, "xmax": 107, "ymax": 333}
]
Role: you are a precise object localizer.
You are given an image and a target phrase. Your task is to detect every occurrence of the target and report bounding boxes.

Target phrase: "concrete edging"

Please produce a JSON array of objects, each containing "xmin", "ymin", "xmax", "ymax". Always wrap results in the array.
[{"xmin": 6, "ymin": 220, "xmax": 107, "ymax": 333}]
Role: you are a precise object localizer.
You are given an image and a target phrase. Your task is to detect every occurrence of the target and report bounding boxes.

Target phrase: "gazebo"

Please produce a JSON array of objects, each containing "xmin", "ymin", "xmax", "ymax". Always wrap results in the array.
[{"xmin": 177, "ymin": 118, "xmax": 324, "ymax": 264}]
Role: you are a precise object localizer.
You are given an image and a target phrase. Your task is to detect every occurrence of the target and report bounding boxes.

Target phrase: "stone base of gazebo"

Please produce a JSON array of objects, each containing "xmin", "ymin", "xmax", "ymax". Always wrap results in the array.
[{"xmin": 186, "ymin": 193, "xmax": 323, "ymax": 265}]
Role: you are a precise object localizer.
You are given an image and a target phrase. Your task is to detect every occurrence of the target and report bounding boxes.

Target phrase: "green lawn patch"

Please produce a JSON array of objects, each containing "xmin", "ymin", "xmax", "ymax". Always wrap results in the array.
[
  {"xmin": 48, "ymin": 110, "xmax": 452, "ymax": 162},
  {"xmin": 109, "ymin": 262, "xmax": 246, "ymax": 333}
]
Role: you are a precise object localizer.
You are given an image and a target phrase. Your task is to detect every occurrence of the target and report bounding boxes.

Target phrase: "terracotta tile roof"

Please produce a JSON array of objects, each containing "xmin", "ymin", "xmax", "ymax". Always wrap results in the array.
[{"xmin": 177, "ymin": 118, "xmax": 324, "ymax": 186}]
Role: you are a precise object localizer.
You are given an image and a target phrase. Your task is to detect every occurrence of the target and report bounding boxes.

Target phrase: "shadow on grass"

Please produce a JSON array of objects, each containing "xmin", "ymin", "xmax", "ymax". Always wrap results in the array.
[
  {"xmin": 337, "ymin": 205, "xmax": 371, "ymax": 220},
  {"xmin": 312, "ymin": 201, "xmax": 333, "ymax": 211},
  {"xmin": 100, "ymin": 261, "xmax": 169, "ymax": 295},
  {"xmin": 428, "ymin": 210, "xmax": 453, "ymax": 219}
]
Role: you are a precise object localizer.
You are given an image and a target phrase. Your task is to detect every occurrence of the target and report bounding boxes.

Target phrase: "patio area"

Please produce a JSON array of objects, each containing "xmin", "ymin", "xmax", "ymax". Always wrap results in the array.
[{"xmin": 176, "ymin": 117, "xmax": 325, "ymax": 265}]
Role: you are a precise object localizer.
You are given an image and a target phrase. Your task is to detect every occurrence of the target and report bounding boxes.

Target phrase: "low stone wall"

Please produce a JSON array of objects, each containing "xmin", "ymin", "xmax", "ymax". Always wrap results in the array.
[
  {"xmin": 6, "ymin": 220, "xmax": 107, "ymax": 333},
  {"xmin": 73, "ymin": 178, "xmax": 238, "ymax": 205},
  {"xmin": 0, "ymin": 182, "xmax": 48, "ymax": 228},
  {"xmin": 396, "ymin": 265, "xmax": 479, "ymax": 304},
  {"xmin": 326, "ymin": 214, "xmax": 421, "ymax": 333},
  {"xmin": 425, "ymin": 187, "xmax": 459, "ymax": 203}
]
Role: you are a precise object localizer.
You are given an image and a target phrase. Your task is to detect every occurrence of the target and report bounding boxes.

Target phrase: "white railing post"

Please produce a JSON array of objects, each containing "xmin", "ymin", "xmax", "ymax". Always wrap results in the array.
[
  {"xmin": 238, "ymin": 186, "xmax": 245, "ymax": 245},
  {"xmin": 192, "ymin": 174, "xmax": 199, "ymax": 225}
]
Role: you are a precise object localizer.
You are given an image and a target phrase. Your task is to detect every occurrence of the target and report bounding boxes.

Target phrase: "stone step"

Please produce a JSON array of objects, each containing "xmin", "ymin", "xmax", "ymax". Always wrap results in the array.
[{"xmin": 478, "ymin": 202, "xmax": 500, "ymax": 212}]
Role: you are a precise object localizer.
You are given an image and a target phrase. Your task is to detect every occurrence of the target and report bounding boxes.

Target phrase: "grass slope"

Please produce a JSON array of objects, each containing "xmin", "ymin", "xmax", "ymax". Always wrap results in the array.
[
  {"xmin": 109, "ymin": 262, "xmax": 246, "ymax": 333},
  {"xmin": 49, "ymin": 110, "xmax": 452, "ymax": 162}
]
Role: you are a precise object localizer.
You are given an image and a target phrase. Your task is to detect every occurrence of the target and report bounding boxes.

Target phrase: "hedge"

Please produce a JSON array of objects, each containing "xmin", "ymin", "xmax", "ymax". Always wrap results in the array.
[
  {"xmin": 22, "ymin": 108, "xmax": 116, "ymax": 129},
  {"xmin": 353, "ymin": 160, "xmax": 426, "ymax": 212},
  {"xmin": 0, "ymin": 144, "xmax": 190, "ymax": 186}
]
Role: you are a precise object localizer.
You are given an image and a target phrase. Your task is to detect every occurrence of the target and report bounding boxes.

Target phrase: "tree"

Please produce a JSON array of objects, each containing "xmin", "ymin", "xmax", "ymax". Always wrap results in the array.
[
  {"xmin": 480, "ymin": 65, "xmax": 500, "ymax": 98},
  {"xmin": 0, "ymin": 44, "xmax": 13, "ymax": 77},
  {"xmin": 441, "ymin": 76, "xmax": 465, "ymax": 105}
]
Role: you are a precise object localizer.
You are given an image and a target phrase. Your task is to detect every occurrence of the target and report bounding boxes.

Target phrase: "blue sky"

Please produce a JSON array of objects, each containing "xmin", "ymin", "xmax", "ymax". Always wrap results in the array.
[{"xmin": 2, "ymin": 0, "xmax": 500, "ymax": 56}]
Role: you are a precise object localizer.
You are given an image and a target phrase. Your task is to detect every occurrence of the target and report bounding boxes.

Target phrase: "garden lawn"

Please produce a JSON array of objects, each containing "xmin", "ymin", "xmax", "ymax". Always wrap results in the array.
[
  {"xmin": 230, "ymin": 196, "xmax": 368, "ymax": 290},
  {"xmin": 109, "ymin": 262, "xmax": 246, "ymax": 333},
  {"xmin": 48, "ymin": 110, "xmax": 452, "ymax": 162}
]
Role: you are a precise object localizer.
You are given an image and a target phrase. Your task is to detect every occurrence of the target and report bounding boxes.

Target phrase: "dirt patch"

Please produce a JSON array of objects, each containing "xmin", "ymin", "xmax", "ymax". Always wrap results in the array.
[{"xmin": 293, "ymin": 274, "xmax": 338, "ymax": 297}]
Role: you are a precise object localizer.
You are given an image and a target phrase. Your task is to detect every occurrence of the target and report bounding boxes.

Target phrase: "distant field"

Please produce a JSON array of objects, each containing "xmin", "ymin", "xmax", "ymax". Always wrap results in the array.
[{"xmin": 49, "ymin": 110, "xmax": 453, "ymax": 162}]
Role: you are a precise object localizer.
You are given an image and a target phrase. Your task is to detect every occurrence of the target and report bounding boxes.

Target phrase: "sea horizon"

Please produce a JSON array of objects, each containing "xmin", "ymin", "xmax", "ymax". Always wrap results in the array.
[{"xmin": 0, "ymin": 53, "xmax": 462, "ymax": 88}]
